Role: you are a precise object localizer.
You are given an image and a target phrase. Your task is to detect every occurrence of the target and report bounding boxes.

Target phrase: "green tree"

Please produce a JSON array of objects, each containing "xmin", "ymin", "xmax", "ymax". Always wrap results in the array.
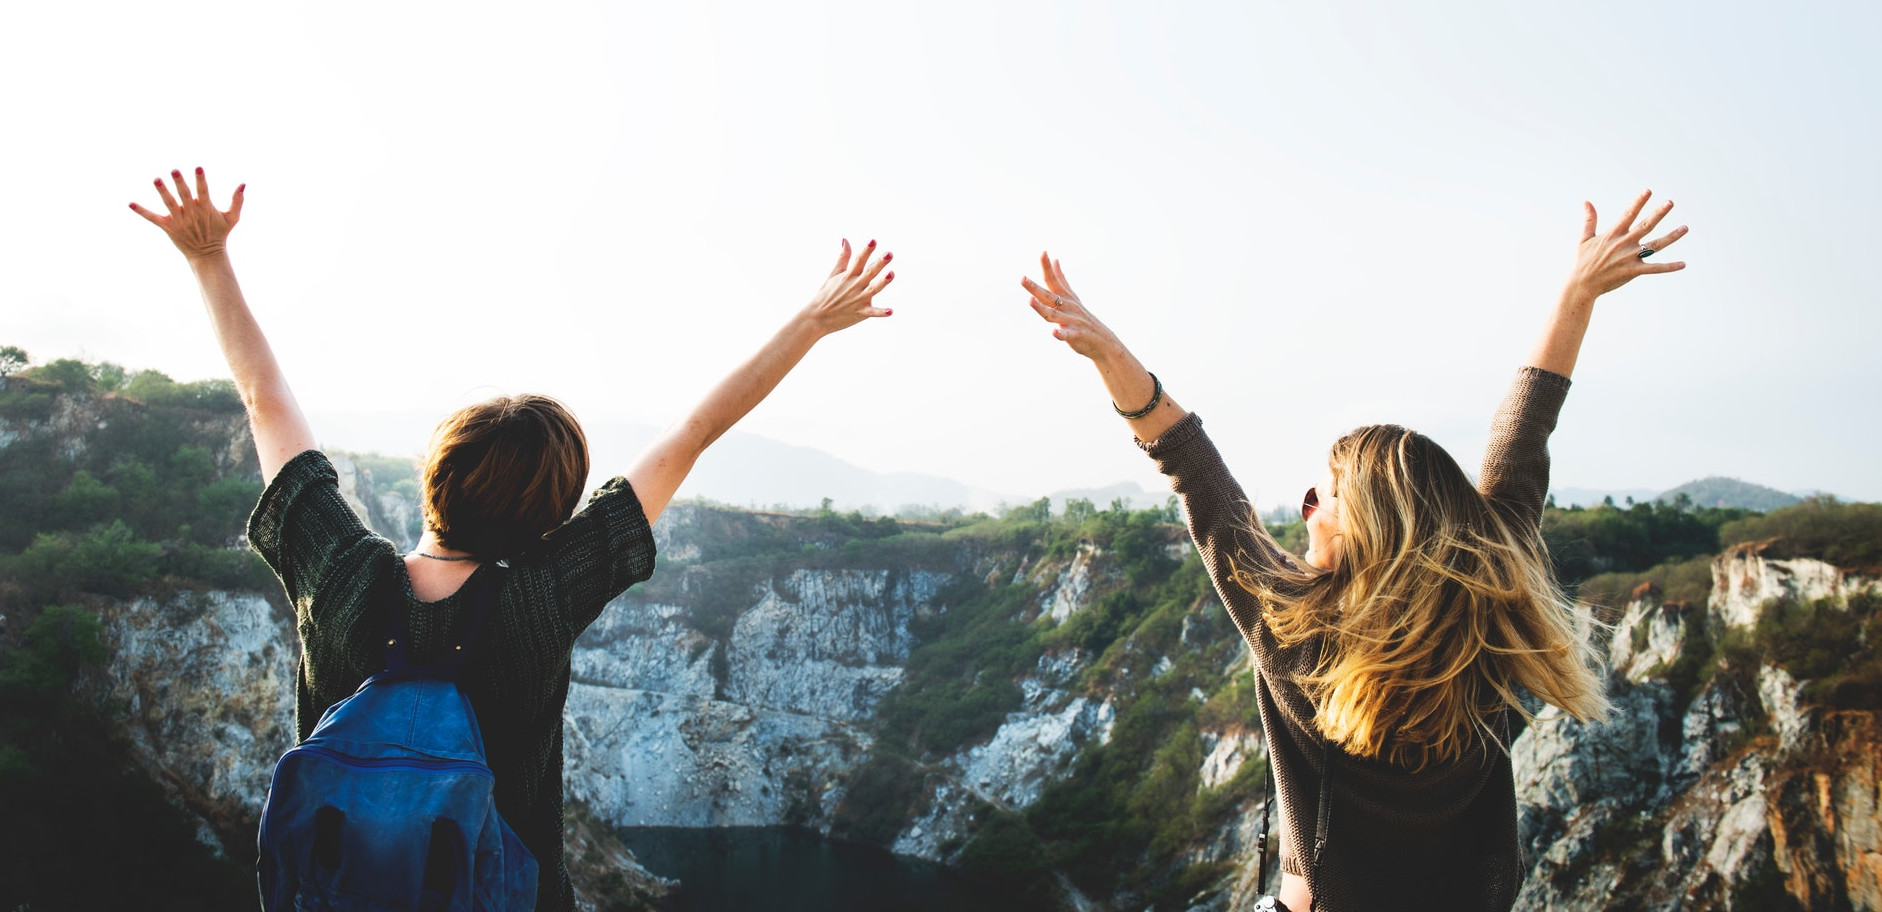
[
  {"xmin": 1063, "ymin": 497, "xmax": 1097, "ymax": 525},
  {"xmin": 0, "ymin": 605, "xmax": 105, "ymax": 705},
  {"xmin": 53, "ymin": 470, "xmax": 121, "ymax": 529},
  {"xmin": 1005, "ymin": 497, "xmax": 1051, "ymax": 523},
  {"xmin": 0, "ymin": 345, "xmax": 27, "ymax": 377},
  {"xmin": 91, "ymin": 361, "xmax": 128, "ymax": 391}
]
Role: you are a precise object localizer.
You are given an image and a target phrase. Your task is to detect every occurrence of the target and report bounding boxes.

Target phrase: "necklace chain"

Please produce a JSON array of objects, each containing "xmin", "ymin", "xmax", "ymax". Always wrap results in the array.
[{"xmin": 412, "ymin": 551, "xmax": 478, "ymax": 562}]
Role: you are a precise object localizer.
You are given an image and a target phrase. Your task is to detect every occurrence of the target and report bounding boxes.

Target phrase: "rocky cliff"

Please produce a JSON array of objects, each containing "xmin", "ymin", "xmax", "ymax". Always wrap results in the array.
[
  {"xmin": 66, "ymin": 489, "xmax": 1882, "ymax": 911},
  {"xmin": 1510, "ymin": 547, "xmax": 1882, "ymax": 912},
  {"xmin": 8, "ymin": 374, "xmax": 1877, "ymax": 911}
]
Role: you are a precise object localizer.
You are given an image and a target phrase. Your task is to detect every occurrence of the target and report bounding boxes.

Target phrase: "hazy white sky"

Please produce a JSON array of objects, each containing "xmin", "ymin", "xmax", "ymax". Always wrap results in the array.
[{"xmin": 4, "ymin": 0, "xmax": 1876, "ymax": 507}]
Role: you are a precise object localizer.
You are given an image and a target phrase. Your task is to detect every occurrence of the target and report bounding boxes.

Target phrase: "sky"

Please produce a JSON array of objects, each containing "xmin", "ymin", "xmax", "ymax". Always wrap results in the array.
[{"xmin": 3, "ymin": 0, "xmax": 1877, "ymax": 509}]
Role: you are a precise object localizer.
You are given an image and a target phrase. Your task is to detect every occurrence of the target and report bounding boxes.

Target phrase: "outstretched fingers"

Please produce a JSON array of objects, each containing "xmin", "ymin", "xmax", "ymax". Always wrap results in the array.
[
  {"xmin": 1632, "ymin": 199, "xmax": 1675, "ymax": 240},
  {"xmin": 861, "ymin": 249, "xmax": 892, "ymax": 284},
  {"xmin": 227, "ymin": 183, "xmax": 246, "ymax": 224},
  {"xmin": 1643, "ymin": 223, "xmax": 1688, "ymax": 254},
  {"xmin": 1581, "ymin": 202, "xmax": 1599, "ymax": 241},
  {"xmin": 1051, "ymin": 257, "xmax": 1077, "ymax": 298},
  {"xmin": 170, "ymin": 169, "xmax": 195, "ymax": 205},
  {"xmin": 863, "ymin": 269, "xmax": 896, "ymax": 311},
  {"xmin": 154, "ymin": 177, "xmax": 181, "ymax": 214},
  {"xmin": 1611, "ymin": 189, "xmax": 1653, "ymax": 235},
  {"xmin": 1020, "ymin": 276, "xmax": 1064, "ymax": 312},
  {"xmin": 830, "ymin": 239, "xmax": 852, "ymax": 277},
  {"xmin": 848, "ymin": 239, "xmax": 877, "ymax": 278},
  {"xmin": 128, "ymin": 201, "xmax": 165, "ymax": 227}
]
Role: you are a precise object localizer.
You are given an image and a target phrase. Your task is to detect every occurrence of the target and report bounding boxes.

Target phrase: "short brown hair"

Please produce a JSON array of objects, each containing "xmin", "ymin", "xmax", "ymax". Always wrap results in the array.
[{"xmin": 422, "ymin": 394, "xmax": 589, "ymax": 560}]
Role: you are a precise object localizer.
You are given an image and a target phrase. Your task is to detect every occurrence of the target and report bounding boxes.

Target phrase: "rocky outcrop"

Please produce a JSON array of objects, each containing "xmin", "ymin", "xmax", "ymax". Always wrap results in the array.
[
  {"xmin": 1512, "ymin": 549, "xmax": 1881, "ymax": 911},
  {"xmin": 84, "ymin": 589, "xmax": 297, "ymax": 852},
  {"xmin": 1711, "ymin": 546, "xmax": 1879, "ymax": 630},
  {"xmin": 893, "ymin": 657, "xmax": 1121, "ymax": 861},
  {"xmin": 329, "ymin": 452, "xmax": 420, "ymax": 551}
]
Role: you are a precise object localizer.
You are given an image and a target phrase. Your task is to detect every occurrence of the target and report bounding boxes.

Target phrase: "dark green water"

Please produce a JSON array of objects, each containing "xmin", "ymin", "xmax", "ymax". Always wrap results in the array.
[{"xmin": 616, "ymin": 827, "xmax": 1036, "ymax": 912}]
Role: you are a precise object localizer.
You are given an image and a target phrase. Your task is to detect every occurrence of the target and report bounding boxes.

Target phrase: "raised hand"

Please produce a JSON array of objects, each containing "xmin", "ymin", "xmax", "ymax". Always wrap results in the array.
[
  {"xmin": 1020, "ymin": 251, "xmax": 1186, "ymax": 437},
  {"xmin": 1528, "ymin": 191, "xmax": 1691, "ymax": 378},
  {"xmin": 1020, "ymin": 251, "xmax": 1123, "ymax": 361},
  {"xmin": 1566, "ymin": 190, "xmax": 1688, "ymax": 300},
  {"xmin": 129, "ymin": 167, "xmax": 246, "ymax": 261},
  {"xmin": 801, "ymin": 239, "xmax": 895, "ymax": 335}
]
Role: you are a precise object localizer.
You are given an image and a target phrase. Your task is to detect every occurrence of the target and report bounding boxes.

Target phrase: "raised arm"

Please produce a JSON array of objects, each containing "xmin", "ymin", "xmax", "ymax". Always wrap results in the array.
[
  {"xmin": 624, "ymin": 239, "xmax": 895, "ymax": 525},
  {"xmin": 1527, "ymin": 190, "xmax": 1689, "ymax": 378},
  {"xmin": 130, "ymin": 169, "xmax": 315, "ymax": 484},
  {"xmin": 1483, "ymin": 191, "xmax": 1691, "ymax": 522},
  {"xmin": 1019, "ymin": 252, "xmax": 1190, "ymax": 441}
]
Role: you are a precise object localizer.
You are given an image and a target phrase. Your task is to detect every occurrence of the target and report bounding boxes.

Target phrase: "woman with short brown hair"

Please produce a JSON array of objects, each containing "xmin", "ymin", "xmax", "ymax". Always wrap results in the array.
[
  {"xmin": 1018, "ymin": 192, "xmax": 1688, "ymax": 911},
  {"xmin": 132, "ymin": 167, "xmax": 896, "ymax": 911}
]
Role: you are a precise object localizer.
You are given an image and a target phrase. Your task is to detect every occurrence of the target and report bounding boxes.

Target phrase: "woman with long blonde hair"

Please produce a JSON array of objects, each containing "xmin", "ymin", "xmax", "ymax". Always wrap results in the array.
[{"xmin": 1019, "ymin": 192, "xmax": 1688, "ymax": 911}]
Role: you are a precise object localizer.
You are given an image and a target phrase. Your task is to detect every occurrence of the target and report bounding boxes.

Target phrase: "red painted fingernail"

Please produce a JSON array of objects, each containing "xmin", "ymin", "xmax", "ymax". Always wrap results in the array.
[
  {"xmin": 886, "ymin": 271, "xmax": 894, "ymax": 280},
  {"xmin": 153, "ymin": 179, "xmax": 163, "ymax": 187},
  {"xmin": 867, "ymin": 239, "xmax": 876, "ymax": 247},
  {"xmin": 172, "ymin": 169, "xmax": 182, "ymax": 176},
  {"xmin": 195, "ymin": 167, "xmax": 204, "ymax": 175},
  {"xmin": 884, "ymin": 309, "xmax": 894, "ymax": 316},
  {"xmin": 237, "ymin": 184, "xmax": 246, "ymax": 193},
  {"xmin": 882, "ymin": 253, "xmax": 893, "ymax": 263}
]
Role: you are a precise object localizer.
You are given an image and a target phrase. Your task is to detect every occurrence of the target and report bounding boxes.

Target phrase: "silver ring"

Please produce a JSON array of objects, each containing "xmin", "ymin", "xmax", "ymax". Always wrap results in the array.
[
  {"xmin": 1637, "ymin": 245, "xmax": 1655, "ymax": 259},
  {"xmin": 1052, "ymin": 294, "xmax": 1066, "ymax": 307}
]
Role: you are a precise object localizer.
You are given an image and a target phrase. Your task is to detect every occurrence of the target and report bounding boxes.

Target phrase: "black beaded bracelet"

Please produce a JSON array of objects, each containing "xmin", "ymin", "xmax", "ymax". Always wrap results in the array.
[{"xmin": 1114, "ymin": 372, "xmax": 1163, "ymax": 419}]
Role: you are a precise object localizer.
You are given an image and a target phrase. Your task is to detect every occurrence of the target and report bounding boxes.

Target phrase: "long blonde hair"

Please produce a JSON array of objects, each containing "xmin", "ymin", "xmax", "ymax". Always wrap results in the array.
[{"xmin": 1237, "ymin": 424, "xmax": 1608, "ymax": 770}]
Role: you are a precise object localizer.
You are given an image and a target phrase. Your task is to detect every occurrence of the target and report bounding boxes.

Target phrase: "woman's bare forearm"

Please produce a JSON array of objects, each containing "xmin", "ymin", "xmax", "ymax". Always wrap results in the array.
[
  {"xmin": 1090, "ymin": 347, "xmax": 1189, "ymax": 443},
  {"xmin": 626, "ymin": 318, "xmax": 821, "ymax": 523},
  {"xmin": 132, "ymin": 170, "xmax": 315, "ymax": 484},
  {"xmin": 625, "ymin": 239, "xmax": 895, "ymax": 525},
  {"xmin": 1524, "ymin": 286, "xmax": 1596, "ymax": 379},
  {"xmin": 189, "ymin": 251, "xmax": 316, "ymax": 483}
]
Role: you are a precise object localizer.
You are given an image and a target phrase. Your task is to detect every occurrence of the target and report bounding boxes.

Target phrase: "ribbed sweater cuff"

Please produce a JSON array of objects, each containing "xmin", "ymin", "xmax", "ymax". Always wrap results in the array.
[{"xmin": 1136, "ymin": 411, "xmax": 1206, "ymax": 456}]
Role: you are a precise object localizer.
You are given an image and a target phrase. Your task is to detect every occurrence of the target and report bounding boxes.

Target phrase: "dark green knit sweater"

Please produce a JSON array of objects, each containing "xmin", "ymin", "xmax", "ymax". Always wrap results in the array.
[{"xmin": 248, "ymin": 449, "xmax": 657, "ymax": 912}]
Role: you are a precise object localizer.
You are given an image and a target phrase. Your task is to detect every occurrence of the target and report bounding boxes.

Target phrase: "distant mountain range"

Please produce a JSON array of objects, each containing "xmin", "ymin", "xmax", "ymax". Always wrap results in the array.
[{"xmin": 1552, "ymin": 477, "xmax": 1814, "ymax": 511}]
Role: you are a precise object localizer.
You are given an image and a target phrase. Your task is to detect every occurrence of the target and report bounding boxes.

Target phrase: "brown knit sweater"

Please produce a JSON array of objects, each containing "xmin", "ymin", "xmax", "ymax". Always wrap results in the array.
[
  {"xmin": 1137, "ymin": 366, "xmax": 1572, "ymax": 912},
  {"xmin": 248, "ymin": 450, "xmax": 657, "ymax": 912}
]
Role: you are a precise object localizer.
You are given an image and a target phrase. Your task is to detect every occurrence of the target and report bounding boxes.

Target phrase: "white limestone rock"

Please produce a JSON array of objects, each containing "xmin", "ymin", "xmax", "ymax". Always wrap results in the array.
[
  {"xmin": 84, "ymin": 589, "xmax": 298, "ymax": 853},
  {"xmin": 562, "ymin": 684, "xmax": 863, "ymax": 828},
  {"xmin": 1198, "ymin": 731, "xmax": 1262, "ymax": 791},
  {"xmin": 1610, "ymin": 595, "xmax": 1689, "ymax": 683},
  {"xmin": 1711, "ymin": 549, "xmax": 1875, "ymax": 631},
  {"xmin": 1039, "ymin": 542, "xmax": 1101, "ymax": 624},
  {"xmin": 724, "ymin": 569, "xmax": 944, "ymax": 721},
  {"xmin": 574, "ymin": 600, "xmax": 718, "ymax": 697}
]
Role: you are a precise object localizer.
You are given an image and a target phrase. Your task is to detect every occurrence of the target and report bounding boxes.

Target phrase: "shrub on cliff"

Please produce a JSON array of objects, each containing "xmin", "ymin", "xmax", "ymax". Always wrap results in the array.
[{"xmin": 1719, "ymin": 497, "xmax": 1882, "ymax": 573}]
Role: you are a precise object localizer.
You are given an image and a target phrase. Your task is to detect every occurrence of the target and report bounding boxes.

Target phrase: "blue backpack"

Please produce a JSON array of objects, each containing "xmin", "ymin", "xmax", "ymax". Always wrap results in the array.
[{"xmin": 259, "ymin": 568, "xmax": 538, "ymax": 911}]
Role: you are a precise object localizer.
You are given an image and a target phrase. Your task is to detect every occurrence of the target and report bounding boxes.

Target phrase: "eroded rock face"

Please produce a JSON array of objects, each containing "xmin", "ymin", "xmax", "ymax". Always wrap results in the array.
[
  {"xmin": 1710, "ymin": 547, "xmax": 1875, "ymax": 630},
  {"xmin": 85, "ymin": 589, "xmax": 297, "ymax": 851},
  {"xmin": 724, "ymin": 568, "xmax": 941, "ymax": 721},
  {"xmin": 562, "ymin": 685, "xmax": 863, "ymax": 828},
  {"xmin": 1609, "ymin": 594, "xmax": 1690, "ymax": 683},
  {"xmin": 1512, "ymin": 549, "xmax": 1882, "ymax": 911},
  {"xmin": 59, "ymin": 446, "xmax": 1880, "ymax": 912}
]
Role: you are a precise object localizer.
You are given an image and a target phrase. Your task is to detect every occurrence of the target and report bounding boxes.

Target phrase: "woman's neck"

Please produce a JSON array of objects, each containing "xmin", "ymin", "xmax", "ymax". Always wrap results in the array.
[{"xmin": 405, "ymin": 531, "xmax": 480, "ymax": 603}]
